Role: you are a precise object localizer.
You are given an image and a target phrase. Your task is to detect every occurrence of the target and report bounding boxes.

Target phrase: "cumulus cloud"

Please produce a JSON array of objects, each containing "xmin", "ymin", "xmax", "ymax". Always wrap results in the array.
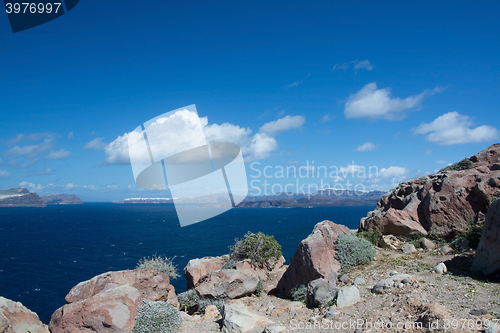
[
  {"xmin": 46, "ymin": 149, "xmax": 71, "ymax": 160},
  {"xmin": 353, "ymin": 142, "xmax": 379, "ymax": 152},
  {"xmin": 84, "ymin": 137, "xmax": 107, "ymax": 150},
  {"xmin": 333, "ymin": 59, "xmax": 373, "ymax": 72},
  {"xmin": 377, "ymin": 166, "xmax": 409, "ymax": 179},
  {"xmin": 0, "ymin": 170, "xmax": 11, "ymax": 178},
  {"xmin": 413, "ymin": 111, "xmax": 499, "ymax": 145},
  {"xmin": 259, "ymin": 115, "xmax": 305, "ymax": 136},
  {"xmin": 344, "ymin": 82, "xmax": 445, "ymax": 120}
]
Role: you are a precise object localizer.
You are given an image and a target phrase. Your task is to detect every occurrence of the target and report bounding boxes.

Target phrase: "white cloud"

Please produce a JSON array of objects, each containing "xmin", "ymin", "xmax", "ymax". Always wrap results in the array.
[
  {"xmin": 377, "ymin": 166, "xmax": 409, "ymax": 180},
  {"xmin": 46, "ymin": 149, "xmax": 71, "ymax": 160},
  {"xmin": 259, "ymin": 115, "xmax": 305, "ymax": 136},
  {"xmin": 344, "ymin": 82, "xmax": 445, "ymax": 120},
  {"xmin": 20, "ymin": 168, "xmax": 54, "ymax": 177},
  {"xmin": 4, "ymin": 134, "xmax": 55, "ymax": 158},
  {"xmin": 285, "ymin": 79, "xmax": 304, "ymax": 89},
  {"xmin": 321, "ymin": 113, "xmax": 332, "ymax": 123},
  {"xmin": 414, "ymin": 111, "xmax": 499, "ymax": 145},
  {"xmin": 84, "ymin": 137, "xmax": 107, "ymax": 150},
  {"xmin": 68, "ymin": 131, "xmax": 74, "ymax": 139},
  {"xmin": 0, "ymin": 170, "xmax": 11, "ymax": 179},
  {"xmin": 333, "ymin": 59, "xmax": 373, "ymax": 72},
  {"xmin": 246, "ymin": 133, "xmax": 278, "ymax": 161},
  {"xmin": 353, "ymin": 142, "xmax": 379, "ymax": 152},
  {"xmin": 19, "ymin": 181, "xmax": 43, "ymax": 191},
  {"xmin": 425, "ymin": 149, "xmax": 434, "ymax": 155},
  {"xmin": 435, "ymin": 160, "xmax": 446, "ymax": 164}
]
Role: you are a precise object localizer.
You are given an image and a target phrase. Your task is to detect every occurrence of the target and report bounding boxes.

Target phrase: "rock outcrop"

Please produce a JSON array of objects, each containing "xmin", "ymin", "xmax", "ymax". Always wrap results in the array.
[
  {"xmin": 0, "ymin": 188, "xmax": 46, "ymax": 207},
  {"xmin": 0, "ymin": 297, "xmax": 49, "ymax": 333},
  {"xmin": 359, "ymin": 143, "xmax": 500, "ymax": 238},
  {"xmin": 221, "ymin": 303, "xmax": 273, "ymax": 333},
  {"xmin": 277, "ymin": 220, "xmax": 351, "ymax": 297},
  {"xmin": 49, "ymin": 269, "xmax": 177, "ymax": 332},
  {"xmin": 195, "ymin": 269, "xmax": 260, "ymax": 299},
  {"xmin": 40, "ymin": 194, "xmax": 83, "ymax": 205},
  {"xmin": 184, "ymin": 256, "xmax": 228, "ymax": 289},
  {"xmin": 471, "ymin": 198, "xmax": 500, "ymax": 276}
]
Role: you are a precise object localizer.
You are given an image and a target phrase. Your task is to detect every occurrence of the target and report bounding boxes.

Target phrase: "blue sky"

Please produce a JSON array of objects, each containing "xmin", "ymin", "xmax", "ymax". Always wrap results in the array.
[{"xmin": 0, "ymin": 0, "xmax": 499, "ymax": 201}]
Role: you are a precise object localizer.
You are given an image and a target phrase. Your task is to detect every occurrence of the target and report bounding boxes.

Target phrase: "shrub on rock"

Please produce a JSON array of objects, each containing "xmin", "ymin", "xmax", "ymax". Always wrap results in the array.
[
  {"xmin": 137, "ymin": 254, "xmax": 179, "ymax": 279},
  {"xmin": 133, "ymin": 300, "xmax": 181, "ymax": 333},
  {"xmin": 229, "ymin": 232, "xmax": 282, "ymax": 270},
  {"xmin": 335, "ymin": 235, "xmax": 375, "ymax": 269}
]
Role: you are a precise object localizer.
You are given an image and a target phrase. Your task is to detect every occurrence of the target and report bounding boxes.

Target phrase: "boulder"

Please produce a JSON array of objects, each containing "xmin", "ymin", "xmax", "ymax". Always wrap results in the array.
[
  {"xmin": 221, "ymin": 303, "xmax": 273, "ymax": 333},
  {"xmin": 371, "ymin": 274, "xmax": 411, "ymax": 294},
  {"xmin": 353, "ymin": 277, "xmax": 365, "ymax": 286},
  {"xmin": 438, "ymin": 244, "xmax": 453, "ymax": 255},
  {"xmin": 277, "ymin": 220, "xmax": 350, "ymax": 297},
  {"xmin": 0, "ymin": 297, "xmax": 49, "ymax": 333},
  {"xmin": 359, "ymin": 144, "xmax": 500, "ymax": 238},
  {"xmin": 400, "ymin": 243, "xmax": 417, "ymax": 253},
  {"xmin": 202, "ymin": 305, "xmax": 220, "ymax": 320},
  {"xmin": 263, "ymin": 325, "xmax": 287, "ymax": 333},
  {"xmin": 336, "ymin": 285, "xmax": 360, "ymax": 308},
  {"xmin": 234, "ymin": 256, "xmax": 286, "ymax": 279},
  {"xmin": 310, "ymin": 281, "xmax": 338, "ymax": 307},
  {"xmin": 49, "ymin": 269, "xmax": 177, "ymax": 333},
  {"xmin": 196, "ymin": 269, "xmax": 259, "ymax": 299},
  {"xmin": 472, "ymin": 199, "xmax": 500, "ymax": 275},
  {"xmin": 378, "ymin": 235, "xmax": 402, "ymax": 250},
  {"xmin": 420, "ymin": 238, "xmax": 436, "ymax": 250},
  {"xmin": 431, "ymin": 263, "xmax": 447, "ymax": 274},
  {"xmin": 184, "ymin": 256, "xmax": 228, "ymax": 289}
]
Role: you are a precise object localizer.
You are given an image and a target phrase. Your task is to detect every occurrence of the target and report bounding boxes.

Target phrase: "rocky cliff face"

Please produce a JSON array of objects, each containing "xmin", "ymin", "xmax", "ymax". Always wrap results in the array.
[
  {"xmin": 359, "ymin": 143, "xmax": 500, "ymax": 238},
  {"xmin": 0, "ymin": 188, "xmax": 46, "ymax": 207},
  {"xmin": 40, "ymin": 194, "xmax": 83, "ymax": 205}
]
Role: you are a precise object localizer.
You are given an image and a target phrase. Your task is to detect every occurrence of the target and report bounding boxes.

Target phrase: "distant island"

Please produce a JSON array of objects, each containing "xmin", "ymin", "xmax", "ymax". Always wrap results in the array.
[
  {"xmin": 0, "ymin": 188, "xmax": 83, "ymax": 207},
  {"xmin": 115, "ymin": 189, "xmax": 384, "ymax": 208}
]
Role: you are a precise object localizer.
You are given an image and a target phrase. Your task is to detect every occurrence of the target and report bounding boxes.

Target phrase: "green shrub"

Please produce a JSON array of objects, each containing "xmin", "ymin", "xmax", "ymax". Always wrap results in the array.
[
  {"xmin": 254, "ymin": 278, "xmax": 264, "ymax": 297},
  {"xmin": 177, "ymin": 289, "xmax": 199, "ymax": 312},
  {"xmin": 229, "ymin": 232, "xmax": 282, "ymax": 270},
  {"xmin": 335, "ymin": 234, "xmax": 376, "ymax": 268},
  {"xmin": 136, "ymin": 254, "xmax": 179, "ymax": 279},
  {"xmin": 439, "ymin": 158, "xmax": 474, "ymax": 173},
  {"xmin": 355, "ymin": 230, "xmax": 380, "ymax": 246},
  {"xmin": 290, "ymin": 284, "xmax": 307, "ymax": 302},
  {"xmin": 133, "ymin": 300, "xmax": 181, "ymax": 333},
  {"xmin": 198, "ymin": 298, "xmax": 225, "ymax": 314},
  {"xmin": 451, "ymin": 221, "xmax": 483, "ymax": 250}
]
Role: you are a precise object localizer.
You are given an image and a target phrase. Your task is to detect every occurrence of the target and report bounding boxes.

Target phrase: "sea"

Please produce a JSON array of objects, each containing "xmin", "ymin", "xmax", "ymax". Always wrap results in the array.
[{"xmin": 0, "ymin": 203, "xmax": 374, "ymax": 324}]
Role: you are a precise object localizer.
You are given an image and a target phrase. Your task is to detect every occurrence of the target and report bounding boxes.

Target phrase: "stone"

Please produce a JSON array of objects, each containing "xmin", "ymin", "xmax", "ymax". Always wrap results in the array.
[
  {"xmin": 486, "ymin": 322, "xmax": 500, "ymax": 333},
  {"xmin": 371, "ymin": 274, "xmax": 411, "ymax": 294},
  {"xmin": 456, "ymin": 238, "xmax": 471, "ymax": 252},
  {"xmin": 438, "ymin": 244, "xmax": 453, "ymax": 255},
  {"xmin": 402, "ymin": 278, "xmax": 409, "ymax": 284},
  {"xmin": 262, "ymin": 325, "xmax": 287, "ymax": 333},
  {"xmin": 470, "ymin": 309, "xmax": 488, "ymax": 316},
  {"xmin": 269, "ymin": 302, "xmax": 303, "ymax": 317},
  {"xmin": 359, "ymin": 144, "xmax": 500, "ymax": 238},
  {"xmin": 0, "ymin": 297, "xmax": 49, "ymax": 333},
  {"xmin": 277, "ymin": 220, "xmax": 350, "ymax": 297},
  {"xmin": 234, "ymin": 256, "xmax": 286, "ymax": 279},
  {"xmin": 378, "ymin": 235, "xmax": 401, "ymax": 250},
  {"xmin": 324, "ymin": 308, "xmax": 340, "ymax": 318},
  {"xmin": 389, "ymin": 270, "xmax": 399, "ymax": 276},
  {"xmin": 311, "ymin": 281, "xmax": 338, "ymax": 307},
  {"xmin": 401, "ymin": 243, "xmax": 417, "ymax": 253},
  {"xmin": 353, "ymin": 277, "xmax": 365, "ymax": 286},
  {"xmin": 202, "ymin": 305, "xmax": 220, "ymax": 320},
  {"xmin": 184, "ymin": 256, "xmax": 228, "ymax": 289},
  {"xmin": 420, "ymin": 238, "xmax": 436, "ymax": 250},
  {"xmin": 431, "ymin": 263, "xmax": 447, "ymax": 274},
  {"xmin": 397, "ymin": 283, "xmax": 404, "ymax": 288},
  {"xmin": 49, "ymin": 269, "xmax": 177, "ymax": 333},
  {"xmin": 339, "ymin": 274, "xmax": 350, "ymax": 283},
  {"xmin": 221, "ymin": 303, "xmax": 273, "ymax": 333},
  {"xmin": 472, "ymin": 199, "xmax": 500, "ymax": 276},
  {"xmin": 336, "ymin": 285, "xmax": 360, "ymax": 308},
  {"xmin": 196, "ymin": 269, "xmax": 259, "ymax": 299}
]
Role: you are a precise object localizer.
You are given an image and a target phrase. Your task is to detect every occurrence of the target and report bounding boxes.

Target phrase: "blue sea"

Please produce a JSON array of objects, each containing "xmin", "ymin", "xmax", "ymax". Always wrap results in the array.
[{"xmin": 0, "ymin": 203, "xmax": 374, "ymax": 324}]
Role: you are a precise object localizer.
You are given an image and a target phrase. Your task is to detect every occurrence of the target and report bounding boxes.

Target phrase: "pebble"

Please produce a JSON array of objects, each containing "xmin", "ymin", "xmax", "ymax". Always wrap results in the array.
[
  {"xmin": 470, "ymin": 309, "xmax": 488, "ymax": 316},
  {"xmin": 324, "ymin": 308, "xmax": 340, "ymax": 318},
  {"xmin": 397, "ymin": 283, "xmax": 404, "ymax": 288},
  {"xmin": 353, "ymin": 277, "xmax": 365, "ymax": 286},
  {"xmin": 390, "ymin": 270, "xmax": 399, "ymax": 276},
  {"xmin": 402, "ymin": 278, "xmax": 409, "ymax": 284}
]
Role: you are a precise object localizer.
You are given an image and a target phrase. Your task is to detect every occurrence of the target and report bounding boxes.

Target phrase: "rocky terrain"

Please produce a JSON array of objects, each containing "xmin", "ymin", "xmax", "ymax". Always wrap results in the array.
[
  {"xmin": 1, "ymin": 144, "xmax": 500, "ymax": 333},
  {"xmin": 40, "ymin": 194, "xmax": 83, "ymax": 205},
  {"xmin": 0, "ymin": 188, "xmax": 46, "ymax": 207}
]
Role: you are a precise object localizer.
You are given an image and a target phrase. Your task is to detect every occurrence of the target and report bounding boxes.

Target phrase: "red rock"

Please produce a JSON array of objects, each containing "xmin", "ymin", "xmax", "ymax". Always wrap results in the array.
[
  {"xmin": 49, "ymin": 269, "xmax": 177, "ymax": 333},
  {"xmin": 234, "ymin": 256, "xmax": 286, "ymax": 279},
  {"xmin": 472, "ymin": 198, "xmax": 500, "ymax": 275},
  {"xmin": 277, "ymin": 220, "xmax": 351, "ymax": 297},
  {"xmin": 359, "ymin": 143, "xmax": 500, "ymax": 238},
  {"xmin": 183, "ymin": 256, "xmax": 227, "ymax": 289},
  {"xmin": 195, "ymin": 269, "xmax": 259, "ymax": 299},
  {"xmin": 0, "ymin": 297, "xmax": 49, "ymax": 333}
]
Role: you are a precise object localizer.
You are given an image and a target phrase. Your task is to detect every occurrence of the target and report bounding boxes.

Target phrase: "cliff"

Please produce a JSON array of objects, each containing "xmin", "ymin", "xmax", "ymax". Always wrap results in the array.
[
  {"xmin": 40, "ymin": 194, "xmax": 83, "ymax": 205},
  {"xmin": 359, "ymin": 143, "xmax": 500, "ymax": 238},
  {"xmin": 0, "ymin": 188, "xmax": 46, "ymax": 207}
]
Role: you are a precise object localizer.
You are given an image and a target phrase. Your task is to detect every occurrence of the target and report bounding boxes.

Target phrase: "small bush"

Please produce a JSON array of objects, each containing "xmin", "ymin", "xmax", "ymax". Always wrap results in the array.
[
  {"xmin": 335, "ymin": 234, "xmax": 376, "ymax": 268},
  {"xmin": 133, "ymin": 300, "xmax": 181, "ymax": 333},
  {"xmin": 254, "ymin": 278, "xmax": 264, "ymax": 297},
  {"xmin": 355, "ymin": 230, "xmax": 380, "ymax": 246},
  {"xmin": 439, "ymin": 158, "xmax": 474, "ymax": 173},
  {"xmin": 136, "ymin": 254, "xmax": 179, "ymax": 279},
  {"xmin": 290, "ymin": 284, "xmax": 307, "ymax": 302},
  {"xmin": 451, "ymin": 221, "xmax": 483, "ymax": 250},
  {"xmin": 198, "ymin": 298, "xmax": 225, "ymax": 314},
  {"xmin": 229, "ymin": 232, "xmax": 282, "ymax": 270},
  {"xmin": 177, "ymin": 289, "xmax": 200, "ymax": 312}
]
